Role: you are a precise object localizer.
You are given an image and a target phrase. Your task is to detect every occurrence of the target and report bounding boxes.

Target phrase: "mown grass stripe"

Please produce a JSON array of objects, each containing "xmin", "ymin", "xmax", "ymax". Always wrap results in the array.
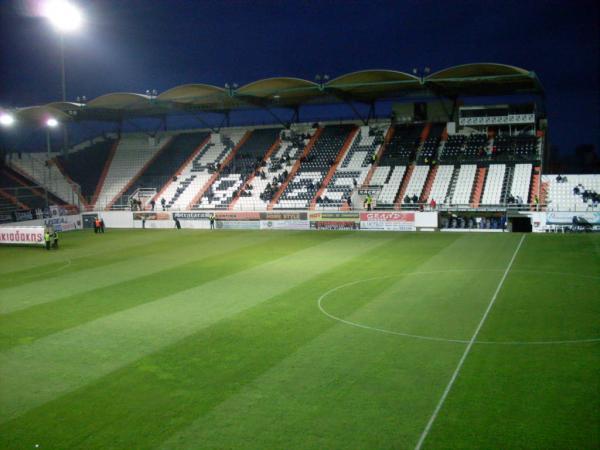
[
  {"xmin": 0, "ymin": 234, "xmax": 434, "ymax": 450},
  {"xmin": 0, "ymin": 233, "xmax": 392, "ymax": 423},
  {"xmin": 0, "ymin": 232, "xmax": 334, "ymax": 352},
  {"xmin": 0, "ymin": 231, "xmax": 284, "ymax": 314}
]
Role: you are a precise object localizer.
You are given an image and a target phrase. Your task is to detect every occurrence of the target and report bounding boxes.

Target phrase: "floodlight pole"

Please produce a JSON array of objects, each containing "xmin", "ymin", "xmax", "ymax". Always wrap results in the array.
[
  {"xmin": 46, "ymin": 128, "xmax": 52, "ymax": 211},
  {"xmin": 59, "ymin": 33, "xmax": 69, "ymax": 152},
  {"xmin": 60, "ymin": 34, "xmax": 66, "ymax": 102}
]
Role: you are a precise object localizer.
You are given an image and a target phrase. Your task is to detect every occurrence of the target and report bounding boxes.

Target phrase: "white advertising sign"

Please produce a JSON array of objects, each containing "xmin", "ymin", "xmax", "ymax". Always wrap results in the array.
[
  {"xmin": 259, "ymin": 220, "xmax": 310, "ymax": 230},
  {"xmin": 0, "ymin": 226, "xmax": 45, "ymax": 246}
]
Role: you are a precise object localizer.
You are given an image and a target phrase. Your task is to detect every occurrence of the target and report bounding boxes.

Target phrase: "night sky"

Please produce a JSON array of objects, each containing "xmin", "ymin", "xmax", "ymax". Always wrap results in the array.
[{"xmin": 0, "ymin": 0, "xmax": 598, "ymax": 162}]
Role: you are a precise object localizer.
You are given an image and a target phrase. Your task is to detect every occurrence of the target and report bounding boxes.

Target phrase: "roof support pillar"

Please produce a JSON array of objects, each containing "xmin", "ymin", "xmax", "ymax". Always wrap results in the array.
[{"xmin": 343, "ymin": 100, "xmax": 369, "ymax": 126}]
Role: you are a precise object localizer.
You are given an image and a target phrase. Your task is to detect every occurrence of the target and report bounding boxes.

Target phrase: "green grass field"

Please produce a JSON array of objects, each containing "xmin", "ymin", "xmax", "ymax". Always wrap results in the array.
[{"xmin": 0, "ymin": 229, "xmax": 598, "ymax": 449}]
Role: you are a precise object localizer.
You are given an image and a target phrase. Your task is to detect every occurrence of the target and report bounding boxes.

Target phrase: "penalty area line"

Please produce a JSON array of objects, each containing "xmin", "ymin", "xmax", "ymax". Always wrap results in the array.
[{"xmin": 414, "ymin": 234, "xmax": 526, "ymax": 450}]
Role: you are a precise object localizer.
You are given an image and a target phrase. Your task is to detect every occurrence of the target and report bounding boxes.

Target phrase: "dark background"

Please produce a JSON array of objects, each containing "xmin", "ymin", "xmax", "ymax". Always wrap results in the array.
[{"xmin": 0, "ymin": 0, "xmax": 598, "ymax": 172}]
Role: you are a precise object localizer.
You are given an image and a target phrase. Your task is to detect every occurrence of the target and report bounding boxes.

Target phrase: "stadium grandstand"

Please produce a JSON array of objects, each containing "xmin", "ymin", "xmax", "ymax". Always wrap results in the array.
[
  {"xmin": 2, "ymin": 64, "xmax": 598, "ymax": 231},
  {"xmin": 1, "ymin": 2, "xmax": 598, "ymax": 449}
]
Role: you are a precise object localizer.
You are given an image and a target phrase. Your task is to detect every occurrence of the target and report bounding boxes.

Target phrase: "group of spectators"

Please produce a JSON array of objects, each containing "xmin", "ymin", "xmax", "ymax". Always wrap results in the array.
[
  {"xmin": 93, "ymin": 217, "xmax": 105, "ymax": 234},
  {"xmin": 132, "ymin": 197, "xmax": 168, "ymax": 211},
  {"xmin": 129, "ymin": 198, "xmax": 143, "ymax": 210},
  {"xmin": 403, "ymin": 194, "xmax": 420, "ymax": 204},
  {"xmin": 573, "ymin": 184, "xmax": 599, "ymax": 206},
  {"xmin": 506, "ymin": 194, "xmax": 526, "ymax": 205}
]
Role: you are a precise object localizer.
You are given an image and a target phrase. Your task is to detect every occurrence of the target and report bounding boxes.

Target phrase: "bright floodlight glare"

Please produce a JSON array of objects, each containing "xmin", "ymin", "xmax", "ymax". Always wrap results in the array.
[
  {"xmin": 0, "ymin": 113, "xmax": 15, "ymax": 127},
  {"xmin": 46, "ymin": 118, "xmax": 59, "ymax": 127},
  {"xmin": 43, "ymin": 0, "xmax": 83, "ymax": 32}
]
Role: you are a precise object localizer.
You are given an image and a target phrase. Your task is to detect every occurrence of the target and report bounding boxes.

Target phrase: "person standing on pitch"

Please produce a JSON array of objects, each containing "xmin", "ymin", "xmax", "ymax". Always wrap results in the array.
[
  {"xmin": 174, "ymin": 217, "xmax": 181, "ymax": 229},
  {"xmin": 209, "ymin": 213, "xmax": 215, "ymax": 230},
  {"xmin": 94, "ymin": 217, "xmax": 101, "ymax": 234},
  {"xmin": 44, "ymin": 228, "xmax": 52, "ymax": 250},
  {"xmin": 51, "ymin": 229, "xmax": 59, "ymax": 249},
  {"xmin": 100, "ymin": 218, "xmax": 105, "ymax": 233}
]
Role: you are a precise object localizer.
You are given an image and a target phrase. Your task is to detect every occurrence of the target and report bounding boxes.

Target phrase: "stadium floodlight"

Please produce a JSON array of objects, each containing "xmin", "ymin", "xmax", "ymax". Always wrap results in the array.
[
  {"xmin": 43, "ymin": 0, "xmax": 83, "ymax": 33},
  {"xmin": 46, "ymin": 117, "xmax": 59, "ymax": 127},
  {"xmin": 0, "ymin": 113, "xmax": 15, "ymax": 127}
]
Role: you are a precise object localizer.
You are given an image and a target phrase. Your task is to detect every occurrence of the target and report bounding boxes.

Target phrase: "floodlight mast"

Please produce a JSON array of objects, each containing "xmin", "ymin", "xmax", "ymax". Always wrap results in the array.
[
  {"xmin": 43, "ymin": 0, "xmax": 83, "ymax": 102},
  {"xmin": 43, "ymin": 1, "xmax": 83, "ymax": 151},
  {"xmin": 45, "ymin": 117, "xmax": 60, "ymax": 209},
  {"xmin": 0, "ymin": 113, "xmax": 15, "ymax": 127}
]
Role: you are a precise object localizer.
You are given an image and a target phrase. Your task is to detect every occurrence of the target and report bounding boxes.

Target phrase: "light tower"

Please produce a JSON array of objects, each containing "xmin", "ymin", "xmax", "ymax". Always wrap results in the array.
[{"xmin": 43, "ymin": 0, "xmax": 83, "ymax": 152}]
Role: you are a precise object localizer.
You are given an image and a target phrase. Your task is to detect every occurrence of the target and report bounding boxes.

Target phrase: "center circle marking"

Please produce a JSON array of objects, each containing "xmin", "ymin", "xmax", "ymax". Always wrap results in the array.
[{"xmin": 317, "ymin": 269, "xmax": 600, "ymax": 345}]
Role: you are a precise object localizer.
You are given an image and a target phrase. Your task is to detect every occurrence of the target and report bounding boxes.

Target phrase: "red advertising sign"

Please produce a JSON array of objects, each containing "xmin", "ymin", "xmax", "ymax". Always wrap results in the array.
[
  {"xmin": 359, "ymin": 212, "xmax": 415, "ymax": 222},
  {"xmin": 360, "ymin": 212, "xmax": 415, "ymax": 231}
]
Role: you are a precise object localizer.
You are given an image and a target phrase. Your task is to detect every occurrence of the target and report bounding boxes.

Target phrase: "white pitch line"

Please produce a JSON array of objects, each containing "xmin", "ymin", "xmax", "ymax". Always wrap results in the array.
[{"xmin": 414, "ymin": 234, "xmax": 526, "ymax": 450}]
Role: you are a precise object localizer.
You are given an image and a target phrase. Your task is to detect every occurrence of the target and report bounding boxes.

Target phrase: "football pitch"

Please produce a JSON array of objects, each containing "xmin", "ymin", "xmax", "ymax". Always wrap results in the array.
[{"xmin": 0, "ymin": 229, "xmax": 598, "ymax": 449}]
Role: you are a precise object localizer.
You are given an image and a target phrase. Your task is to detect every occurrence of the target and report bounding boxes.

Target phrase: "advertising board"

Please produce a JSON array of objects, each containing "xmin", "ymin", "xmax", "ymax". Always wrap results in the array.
[
  {"xmin": 215, "ymin": 212, "xmax": 260, "ymax": 221},
  {"xmin": 132, "ymin": 212, "xmax": 172, "ymax": 221},
  {"xmin": 360, "ymin": 212, "xmax": 415, "ymax": 231},
  {"xmin": 260, "ymin": 220, "xmax": 310, "ymax": 230},
  {"xmin": 309, "ymin": 212, "xmax": 360, "ymax": 222},
  {"xmin": 0, "ymin": 226, "xmax": 45, "ymax": 246},
  {"xmin": 259, "ymin": 212, "xmax": 307, "ymax": 220},
  {"xmin": 44, "ymin": 214, "xmax": 83, "ymax": 232},
  {"xmin": 546, "ymin": 212, "xmax": 600, "ymax": 225},
  {"xmin": 216, "ymin": 220, "xmax": 261, "ymax": 230},
  {"xmin": 172, "ymin": 212, "xmax": 211, "ymax": 220},
  {"xmin": 310, "ymin": 221, "xmax": 360, "ymax": 230}
]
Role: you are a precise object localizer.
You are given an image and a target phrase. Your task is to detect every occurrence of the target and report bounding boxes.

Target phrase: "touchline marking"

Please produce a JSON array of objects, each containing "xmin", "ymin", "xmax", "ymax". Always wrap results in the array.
[{"xmin": 414, "ymin": 234, "xmax": 526, "ymax": 450}]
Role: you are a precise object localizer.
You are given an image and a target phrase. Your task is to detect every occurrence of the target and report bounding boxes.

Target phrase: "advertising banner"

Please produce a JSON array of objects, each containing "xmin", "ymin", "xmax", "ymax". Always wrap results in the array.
[
  {"xmin": 259, "ymin": 212, "xmax": 307, "ymax": 221},
  {"xmin": 309, "ymin": 212, "xmax": 360, "ymax": 222},
  {"xmin": 215, "ymin": 212, "xmax": 260, "ymax": 221},
  {"xmin": 260, "ymin": 220, "xmax": 310, "ymax": 230},
  {"xmin": 310, "ymin": 221, "xmax": 360, "ymax": 230},
  {"xmin": 360, "ymin": 211, "xmax": 415, "ymax": 231},
  {"xmin": 0, "ymin": 213, "xmax": 14, "ymax": 224},
  {"xmin": 14, "ymin": 210, "xmax": 34, "ymax": 222},
  {"xmin": 216, "ymin": 220, "xmax": 261, "ymax": 230},
  {"xmin": 0, "ymin": 226, "xmax": 45, "ymax": 246},
  {"xmin": 44, "ymin": 214, "xmax": 83, "ymax": 232},
  {"xmin": 172, "ymin": 212, "xmax": 211, "ymax": 220},
  {"xmin": 546, "ymin": 212, "xmax": 600, "ymax": 225},
  {"xmin": 132, "ymin": 212, "xmax": 172, "ymax": 221}
]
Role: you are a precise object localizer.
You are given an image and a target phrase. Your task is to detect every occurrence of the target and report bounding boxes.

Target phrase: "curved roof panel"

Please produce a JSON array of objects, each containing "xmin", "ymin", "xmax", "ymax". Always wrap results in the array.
[
  {"xmin": 425, "ymin": 63, "xmax": 542, "ymax": 96},
  {"xmin": 46, "ymin": 101, "xmax": 84, "ymax": 112},
  {"xmin": 15, "ymin": 105, "xmax": 73, "ymax": 123},
  {"xmin": 236, "ymin": 77, "xmax": 321, "ymax": 105},
  {"xmin": 327, "ymin": 69, "xmax": 419, "ymax": 86},
  {"xmin": 157, "ymin": 84, "xmax": 226, "ymax": 102},
  {"xmin": 238, "ymin": 77, "xmax": 318, "ymax": 96},
  {"xmin": 326, "ymin": 69, "xmax": 421, "ymax": 100},
  {"xmin": 86, "ymin": 92, "xmax": 151, "ymax": 109},
  {"xmin": 10, "ymin": 65, "xmax": 544, "ymax": 124},
  {"xmin": 427, "ymin": 63, "xmax": 530, "ymax": 79}
]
